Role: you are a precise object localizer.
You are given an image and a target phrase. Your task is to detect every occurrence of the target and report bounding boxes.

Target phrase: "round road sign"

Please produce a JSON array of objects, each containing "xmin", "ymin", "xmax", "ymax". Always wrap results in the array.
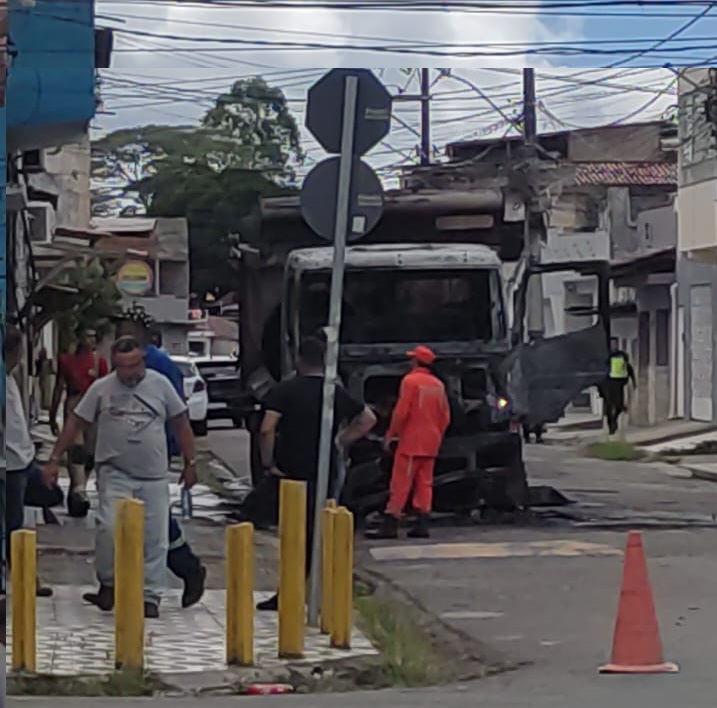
[
  {"xmin": 300, "ymin": 156, "xmax": 385, "ymax": 243},
  {"xmin": 306, "ymin": 69, "xmax": 392, "ymax": 156}
]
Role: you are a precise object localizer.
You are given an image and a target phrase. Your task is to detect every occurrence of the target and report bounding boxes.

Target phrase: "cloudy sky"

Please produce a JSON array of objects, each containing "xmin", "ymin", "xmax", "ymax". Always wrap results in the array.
[{"xmin": 95, "ymin": 0, "xmax": 717, "ymax": 178}]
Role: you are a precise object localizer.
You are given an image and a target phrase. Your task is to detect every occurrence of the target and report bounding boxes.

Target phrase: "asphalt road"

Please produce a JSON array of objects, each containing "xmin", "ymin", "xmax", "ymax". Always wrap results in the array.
[
  {"xmin": 13, "ymin": 433, "xmax": 717, "ymax": 708},
  {"xmin": 10, "ymin": 676, "xmax": 717, "ymax": 708}
]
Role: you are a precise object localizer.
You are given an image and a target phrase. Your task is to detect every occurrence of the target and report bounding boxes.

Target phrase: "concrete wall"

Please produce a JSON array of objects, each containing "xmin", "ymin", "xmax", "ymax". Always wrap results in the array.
[
  {"xmin": 677, "ymin": 257, "xmax": 717, "ymax": 423},
  {"xmin": 162, "ymin": 326, "xmax": 190, "ymax": 356},
  {"xmin": 43, "ymin": 138, "xmax": 92, "ymax": 230}
]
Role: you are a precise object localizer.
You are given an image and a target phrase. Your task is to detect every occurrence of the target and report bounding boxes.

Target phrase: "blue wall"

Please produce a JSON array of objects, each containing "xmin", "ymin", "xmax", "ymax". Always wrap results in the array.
[
  {"xmin": 1, "ymin": 105, "xmax": 6, "ymax": 405},
  {"xmin": 7, "ymin": 0, "xmax": 96, "ymax": 131}
]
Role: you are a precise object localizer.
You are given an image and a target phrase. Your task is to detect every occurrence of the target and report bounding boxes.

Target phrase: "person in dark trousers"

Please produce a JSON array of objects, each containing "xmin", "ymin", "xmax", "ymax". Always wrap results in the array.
[
  {"xmin": 604, "ymin": 337, "xmax": 636, "ymax": 435},
  {"xmin": 49, "ymin": 328, "xmax": 109, "ymax": 518},
  {"xmin": 257, "ymin": 336, "xmax": 376, "ymax": 611},
  {"xmin": 522, "ymin": 420, "xmax": 545, "ymax": 444},
  {"xmin": 115, "ymin": 312, "xmax": 207, "ymax": 608}
]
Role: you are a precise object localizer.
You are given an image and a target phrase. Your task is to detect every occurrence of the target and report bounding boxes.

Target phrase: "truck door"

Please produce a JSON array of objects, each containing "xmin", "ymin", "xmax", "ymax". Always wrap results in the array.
[{"xmin": 505, "ymin": 260, "xmax": 610, "ymax": 427}]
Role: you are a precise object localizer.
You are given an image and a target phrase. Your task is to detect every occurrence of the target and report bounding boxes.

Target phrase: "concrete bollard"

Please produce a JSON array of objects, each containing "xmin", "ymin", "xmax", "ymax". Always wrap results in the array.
[
  {"xmin": 321, "ymin": 506, "xmax": 337, "ymax": 635},
  {"xmin": 226, "ymin": 522, "xmax": 255, "ymax": 667},
  {"xmin": 114, "ymin": 499, "xmax": 145, "ymax": 671},
  {"xmin": 11, "ymin": 530, "xmax": 37, "ymax": 673},
  {"xmin": 331, "ymin": 507, "xmax": 354, "ymax": 650},
  {"xmin": 278, "ymin": 480, "xmax": 307, "ymax": 659}
]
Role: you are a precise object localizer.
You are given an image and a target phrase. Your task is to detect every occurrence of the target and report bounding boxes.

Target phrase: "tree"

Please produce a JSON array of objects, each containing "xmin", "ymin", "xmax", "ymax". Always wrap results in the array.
[
  {"xmin": 42, "ymin": 257, "xmax": 122, "ymax": 352},
  {"xmin": 92, "ymin": 77, "xmax": 304, "ymax": 296}
]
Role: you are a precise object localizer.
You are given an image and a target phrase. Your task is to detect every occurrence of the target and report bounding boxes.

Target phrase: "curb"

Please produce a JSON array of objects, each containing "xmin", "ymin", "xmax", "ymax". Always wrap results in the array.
[{"xmin": 684, "ymin": 467, "xmax": 717, "ymax": 483}]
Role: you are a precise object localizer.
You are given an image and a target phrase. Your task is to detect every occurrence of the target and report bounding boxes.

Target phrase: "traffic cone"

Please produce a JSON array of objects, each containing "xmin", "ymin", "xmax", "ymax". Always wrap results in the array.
[{"xmin": 600, "ymin": 530, "xmax": 678, "ymax": 674}]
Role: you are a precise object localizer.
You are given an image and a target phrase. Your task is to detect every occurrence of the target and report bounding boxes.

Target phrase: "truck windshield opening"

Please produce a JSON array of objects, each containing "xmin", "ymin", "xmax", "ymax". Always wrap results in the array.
[{"xmin": 298, "ymin": 268, "xmax": 499, "ymax": 344}]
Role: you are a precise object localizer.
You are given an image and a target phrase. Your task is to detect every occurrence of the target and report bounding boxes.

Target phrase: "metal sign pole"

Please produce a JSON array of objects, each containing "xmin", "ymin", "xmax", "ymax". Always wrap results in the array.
[{"xmin": 307, "ymin": 75, "xmax": 359, "ymax": 627}]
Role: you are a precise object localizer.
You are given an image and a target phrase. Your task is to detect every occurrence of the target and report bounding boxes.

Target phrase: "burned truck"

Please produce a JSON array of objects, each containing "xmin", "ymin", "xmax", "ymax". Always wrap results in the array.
[{"xmin": 236, "ymin": 187, "xmax": 611, "ymax": 520}]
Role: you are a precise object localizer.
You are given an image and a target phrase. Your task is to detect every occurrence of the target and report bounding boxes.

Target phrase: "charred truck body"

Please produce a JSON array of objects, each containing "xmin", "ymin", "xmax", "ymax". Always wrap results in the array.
[{"xmin": 236, "ymin": 185, "xmax": 611, "ymax": 520}]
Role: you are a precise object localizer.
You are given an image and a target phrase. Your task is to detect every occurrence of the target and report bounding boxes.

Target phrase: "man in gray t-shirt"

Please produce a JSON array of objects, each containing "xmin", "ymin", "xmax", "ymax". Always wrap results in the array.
[{"xmin": 45, "ymin": 337, "xmax": 198, "ymax": 618}]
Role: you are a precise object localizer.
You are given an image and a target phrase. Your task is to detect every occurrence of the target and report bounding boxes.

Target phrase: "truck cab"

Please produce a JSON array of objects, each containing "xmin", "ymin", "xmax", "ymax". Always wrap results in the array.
[
  {"xmin": 281, "ymin": 243, "xmax": 514, "ymax": 432},
  {"xmin": 238, "ymin": 188, "xmax": 611, "ymax": 517}
]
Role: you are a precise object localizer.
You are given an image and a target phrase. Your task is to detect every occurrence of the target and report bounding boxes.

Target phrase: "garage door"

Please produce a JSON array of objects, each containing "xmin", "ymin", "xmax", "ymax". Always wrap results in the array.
[{"xmin": 690, "ymin": 285, "xmax": 714, "ymax": 422}]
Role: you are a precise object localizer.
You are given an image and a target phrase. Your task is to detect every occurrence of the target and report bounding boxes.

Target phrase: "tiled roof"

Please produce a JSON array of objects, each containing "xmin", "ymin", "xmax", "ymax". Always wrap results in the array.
[{"xmin": 574, "ymin": 162, "xmax": 677, "ymax": 186}]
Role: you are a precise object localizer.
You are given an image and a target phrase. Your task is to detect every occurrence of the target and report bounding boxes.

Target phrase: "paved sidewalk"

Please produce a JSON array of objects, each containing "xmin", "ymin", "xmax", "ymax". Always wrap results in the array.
[
  {"xmin": 679, "ymin": 456, "xmax": 717, "ymax": 483},
  {"xmin": 547, "ymin": 418, "xmax": 716, "ymax": 449},
  {"xmin": 5, "ymin": 586, "xmax": 375, "ymax": 676}
]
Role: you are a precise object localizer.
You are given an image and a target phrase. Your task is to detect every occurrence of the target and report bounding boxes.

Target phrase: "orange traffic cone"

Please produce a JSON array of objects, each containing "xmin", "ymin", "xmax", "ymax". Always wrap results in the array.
[{"xmin": 600, "ymin": 530, "xmax": 678, "ymax": 674}]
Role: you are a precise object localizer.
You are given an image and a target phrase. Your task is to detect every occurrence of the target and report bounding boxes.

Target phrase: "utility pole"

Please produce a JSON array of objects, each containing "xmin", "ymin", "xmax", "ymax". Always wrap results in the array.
[
  {"xmin": 393, "ymin": 69, "xmax": 432, "ymax": 165},
  {"xmin": 522, "ymin": 67, "xmax": 545, "ymax": 338},
  {"xmin": 420, "ymin": 68, "xmax": 431, "ymax": 165},
  {"xmin": 523, "ymin": 67, "xmax": 537, "ymax": 145}
]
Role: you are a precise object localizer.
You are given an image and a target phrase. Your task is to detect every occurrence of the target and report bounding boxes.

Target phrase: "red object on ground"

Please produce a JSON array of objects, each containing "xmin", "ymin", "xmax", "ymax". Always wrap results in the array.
[
  {"xmin": 600, "ymin": 530, "xmax": 679, "ymax": 674},
  {"xmin": 244, "ymin": 684, "xmax": 295, "ymax": 695}
]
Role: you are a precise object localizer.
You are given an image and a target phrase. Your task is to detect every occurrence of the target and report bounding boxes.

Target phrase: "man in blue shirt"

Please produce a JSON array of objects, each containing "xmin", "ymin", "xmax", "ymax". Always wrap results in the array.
[{"xmin": 116, "ymin": 313, "xmax": 206, "ymax": 608}]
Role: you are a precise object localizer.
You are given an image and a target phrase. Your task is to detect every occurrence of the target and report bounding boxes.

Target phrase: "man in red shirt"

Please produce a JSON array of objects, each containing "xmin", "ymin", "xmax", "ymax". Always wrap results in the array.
[
  {"xmin": 367, "ymin": 346, "xmax": 451, "ymax": 540},
  {"xmin": 49, "ymin": 328, "xmax": 109, "ymax": 517}
]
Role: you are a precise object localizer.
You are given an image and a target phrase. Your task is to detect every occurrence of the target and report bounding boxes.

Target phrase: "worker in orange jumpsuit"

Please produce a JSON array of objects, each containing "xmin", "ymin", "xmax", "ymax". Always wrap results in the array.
[{"xmin": 367, "ymin": 346, "xmax": 451, "ymax": 540}]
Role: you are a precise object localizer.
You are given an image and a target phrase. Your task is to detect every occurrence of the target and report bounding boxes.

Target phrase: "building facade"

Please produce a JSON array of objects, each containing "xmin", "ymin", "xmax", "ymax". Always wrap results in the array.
[
  {"xmin": 677, "ymin": 68, "xmax": 717, "ymax": 423},
  {"xmin": 446, "ymin": 122, "xmax": 678, "ymax": 424},
  {"xmin": 91, "ymin": 217, "xmax": 195, "ymax": 355},
  {"xmin": 4, "ymin": 0, "xmax": 110, "ymax": 406}
]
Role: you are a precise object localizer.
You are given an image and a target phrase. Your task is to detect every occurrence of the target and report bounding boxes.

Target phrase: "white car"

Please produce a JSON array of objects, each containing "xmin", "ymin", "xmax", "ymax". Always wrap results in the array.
[{"xmin": 172, "ymin": 356, "xmax": 209, "ymax": 436}]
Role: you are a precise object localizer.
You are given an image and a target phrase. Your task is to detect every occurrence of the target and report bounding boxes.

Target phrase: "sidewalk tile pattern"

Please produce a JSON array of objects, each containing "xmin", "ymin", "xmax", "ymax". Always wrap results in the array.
[{"xmin": 6, "ymin": 587, "xmax": 376, "ymax": 676}]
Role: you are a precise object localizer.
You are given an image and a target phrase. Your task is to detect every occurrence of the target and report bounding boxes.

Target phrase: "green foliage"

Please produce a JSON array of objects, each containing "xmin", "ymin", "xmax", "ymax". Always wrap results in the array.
[
  {"xmin": 53, "ymin": 258, "xmax": 122, "ymax": 351},
  {"xmin": 587, "ymin": 440, "xmax": 646, "ymax": 462},
  {"xmin": 91, "ymin": 76, "xmax": 304, "ymax": 297}
]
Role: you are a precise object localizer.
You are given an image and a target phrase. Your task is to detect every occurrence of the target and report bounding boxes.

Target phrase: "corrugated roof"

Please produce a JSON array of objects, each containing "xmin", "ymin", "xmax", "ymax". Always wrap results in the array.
[{"xmin": 575, "ymin": 162, "xmax": 676, "ymax": 186}]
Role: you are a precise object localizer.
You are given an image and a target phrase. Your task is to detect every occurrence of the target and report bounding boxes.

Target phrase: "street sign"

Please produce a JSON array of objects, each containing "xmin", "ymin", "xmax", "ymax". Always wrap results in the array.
[
  {"xmin": 306, "ymin": 68, "xmax": 392, "ymax": 156},
  {"xmin": 300, "ymin": 156, "xmax": 384, "ymax": 243}
]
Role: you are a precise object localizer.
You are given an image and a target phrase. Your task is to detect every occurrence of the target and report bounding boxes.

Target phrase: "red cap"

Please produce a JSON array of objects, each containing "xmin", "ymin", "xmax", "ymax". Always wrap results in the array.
[{"xmin": 407, "ymin": 345, "xmax": 436, "ymax": 366}]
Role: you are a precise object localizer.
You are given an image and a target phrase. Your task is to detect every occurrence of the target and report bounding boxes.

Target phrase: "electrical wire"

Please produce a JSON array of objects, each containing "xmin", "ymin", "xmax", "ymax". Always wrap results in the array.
[{"xmin": 606, "ymin": 1, "xmax": 717, "ymax": 68}]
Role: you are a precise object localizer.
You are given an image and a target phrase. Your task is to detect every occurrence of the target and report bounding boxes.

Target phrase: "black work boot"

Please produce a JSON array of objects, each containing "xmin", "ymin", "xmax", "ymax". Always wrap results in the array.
[
  {"xmin": 144, "ymin": 602, "xmax": 160, "ymax": 619},
  {"xmin": 365, "ymin": 515, "xmax": 400, "ymax": 540},
  {"xmin": 68, "ymin": 490, "xmax": 91, "ymax": 519},
  {"xmin": 257, "ymin": 593, "xmax": 279, "ymax": 612},
  {"xmin": 182, "ymin": 566, "xmax": 207, "ymax": 609},
  {"xmin": 407, "ymin": 515, "xmax": 431, "ymax": 540},
  {"xmin": 83, "ymin": 585, "xmax": 114, "ymax": 612}
]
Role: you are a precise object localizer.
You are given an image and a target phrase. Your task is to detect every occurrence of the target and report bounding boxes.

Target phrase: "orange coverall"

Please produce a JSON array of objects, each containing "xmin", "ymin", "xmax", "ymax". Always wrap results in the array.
[{"xmin": 385, "ymin": 368, "xmax": 451, "ymax": 518}]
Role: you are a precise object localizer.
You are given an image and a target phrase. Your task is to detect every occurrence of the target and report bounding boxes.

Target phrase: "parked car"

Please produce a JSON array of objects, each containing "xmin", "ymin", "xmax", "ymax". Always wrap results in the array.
[
  {"xmin": 192, "ymin": 355, "xmax": 249, "ymax": 427},
  {"xmin": 171, "ymin": 356, "xmax": 209, "ymax": 437}
]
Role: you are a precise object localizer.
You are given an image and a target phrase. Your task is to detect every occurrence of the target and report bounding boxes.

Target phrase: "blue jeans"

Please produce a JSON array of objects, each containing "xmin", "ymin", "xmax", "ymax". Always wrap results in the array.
[{"xmin": 168, "ymin": 515, "xmax": 201, "ymax": 581}]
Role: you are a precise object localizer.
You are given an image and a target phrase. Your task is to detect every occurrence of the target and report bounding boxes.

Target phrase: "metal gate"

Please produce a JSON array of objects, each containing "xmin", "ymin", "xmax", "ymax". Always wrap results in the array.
[{"xmin": 690, "ymin": 285, "xmax": 714, "ymax": 422}]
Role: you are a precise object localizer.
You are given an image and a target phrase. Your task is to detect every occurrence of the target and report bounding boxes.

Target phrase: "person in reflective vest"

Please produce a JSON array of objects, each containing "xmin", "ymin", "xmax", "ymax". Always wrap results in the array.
[
  {"xmin": 604, "ymin": 337, "xmax": 636, "ymax": 435},
  {"xmin": 367, "ymin": 346, "xmax": 451, "ymax": 540}
]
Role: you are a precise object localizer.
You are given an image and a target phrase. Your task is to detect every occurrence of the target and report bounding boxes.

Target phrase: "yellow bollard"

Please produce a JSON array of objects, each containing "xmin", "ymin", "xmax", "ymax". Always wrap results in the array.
[
  {"xmin": 114, "ymin": 499, "xmax": 145, "ymax": 671},
  {"xmin": 331, "ymin": 507, "xmax": 354, "ymax": 650},
  {"xmin": 226, "ymin": 523, "xmax": 255, "ymax": 666},
  {"xmin": 11, "ymin": 530, "xmax": 37, "ymax": 673},
  {"xmin": 278, "ymin": 479, "xmax": 307, "ymax": 659},
  {"xmin": 321, "ymin": 507, "xmax": 337, "ymax": 635}
]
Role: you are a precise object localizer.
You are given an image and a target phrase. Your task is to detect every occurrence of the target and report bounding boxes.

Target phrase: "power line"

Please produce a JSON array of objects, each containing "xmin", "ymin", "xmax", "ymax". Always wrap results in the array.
[{"xmin": 607, "ymin": 1, "xmax": 717, "ymax": 68}]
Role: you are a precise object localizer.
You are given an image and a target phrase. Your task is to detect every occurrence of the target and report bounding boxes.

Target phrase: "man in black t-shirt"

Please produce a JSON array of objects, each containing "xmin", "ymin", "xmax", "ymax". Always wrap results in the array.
[{"xmin": 257, "ymin": 336, "xmax": 376, "ymax": 611}]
